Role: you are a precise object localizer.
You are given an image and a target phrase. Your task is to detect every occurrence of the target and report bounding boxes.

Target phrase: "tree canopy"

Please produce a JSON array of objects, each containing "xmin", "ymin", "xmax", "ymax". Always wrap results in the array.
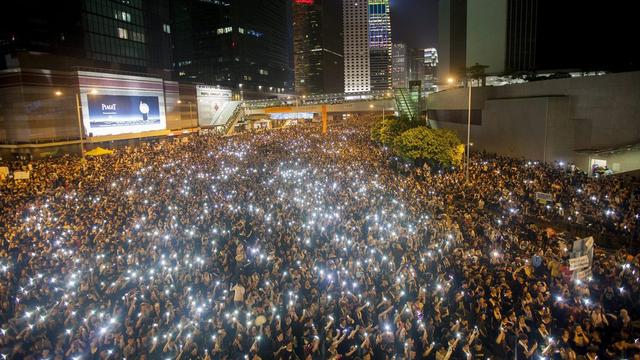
[
  {"xmin": 392, "ymin": 126, "xmax": 464, "ymax": 167},
  {"xmin": 370, "ymin": 117, "xmax": 414, "ymax": 146}
]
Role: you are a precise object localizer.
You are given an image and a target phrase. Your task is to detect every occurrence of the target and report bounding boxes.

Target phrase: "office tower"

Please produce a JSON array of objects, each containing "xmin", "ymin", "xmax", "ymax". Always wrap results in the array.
[
  {"xmin": 172, "ymin": 0, "xmax": 293, "ymax": 94},
  {"xmin": 424, "ymin": 48, "xmax": 438, "ymax": 68},
  {"xmin": 0, "ymin": 0, "xmax": 173, "ymax": 75},
  {"xmin": 440, "ymin": 0, "xmax": 640, "ymax": 79},
  {"xmin": 368, "ymin": 0, "xmax": 391, "ymax": 90},
  {"xmin": 343, "ymin": 0, "xmax": 370, "ymax": 93},
  {"xmin": 408, "ymin": 47, "xmax": 425, "ymax": 83},
  {"xmin": 437, "ymin": 0, "xmax": 467, "ymax": 82},
  {"xmin": 423, "ymin": 47, "xmax": 438, "ymax": 83},
  {"xmin": 293, "ymin": 0, "xmax": 344, "ymax": 95},
  {"xmin": 392, "ymin": 43, "xmax": 408, "ymax": 88}
]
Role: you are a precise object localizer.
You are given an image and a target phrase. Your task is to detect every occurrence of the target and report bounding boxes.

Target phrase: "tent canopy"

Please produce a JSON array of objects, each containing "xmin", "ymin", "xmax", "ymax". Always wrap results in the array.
[{"xmin": 85, "ymin": 147, "xmax": 114, "ymax": 156}]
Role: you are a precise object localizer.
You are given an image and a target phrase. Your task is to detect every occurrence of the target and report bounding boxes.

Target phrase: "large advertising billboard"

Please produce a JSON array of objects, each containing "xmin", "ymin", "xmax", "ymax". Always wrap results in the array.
[
  {"xmin": 196, "ymin": 86, "xmax": 232, "ymax": 127},
  {"xmin": 84, "ymin": 94, "xmax": 166, "ymax": 136}
]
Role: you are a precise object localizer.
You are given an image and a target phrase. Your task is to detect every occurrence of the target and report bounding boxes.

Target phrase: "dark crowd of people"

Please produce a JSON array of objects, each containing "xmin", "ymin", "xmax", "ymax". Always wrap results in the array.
[{"xmin": 0, "ymin": 119, "xmax": 639, "ymax": 360}]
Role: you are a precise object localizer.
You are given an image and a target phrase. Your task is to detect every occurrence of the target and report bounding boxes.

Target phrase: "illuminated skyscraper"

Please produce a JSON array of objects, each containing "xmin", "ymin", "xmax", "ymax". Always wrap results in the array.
[
  {"xmin": 423, "ymin": 47, "xmax": 438, "ymax": 83},
  {"xmin": 368, "ymin": 0, "xmax": 391, "ymax": 90},
  {"xmin": 343, "ymin": 0, "xmax": 370, "ymax": 93}
]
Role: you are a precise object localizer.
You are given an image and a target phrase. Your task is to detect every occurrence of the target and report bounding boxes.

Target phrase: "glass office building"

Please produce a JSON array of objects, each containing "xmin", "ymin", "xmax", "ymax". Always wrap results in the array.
[{"xmin": 171, "ymin": 0, "xmax": 293, "ymax": 94}]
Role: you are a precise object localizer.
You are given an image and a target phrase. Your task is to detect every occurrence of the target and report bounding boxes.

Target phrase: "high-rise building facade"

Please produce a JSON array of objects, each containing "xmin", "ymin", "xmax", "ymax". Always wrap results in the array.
[
  {"xmin": 437, "ymin": 0, "xmax": 467, "ymax": 82},
  {"xmin": 172, "ymin": 0, "xmax": 293, "ymax": 95},
  {"xmin": 368, "ymin": 0, "xmax": 392, "ymax": 90},
  {"xmin": 393, "ymin": 45, "xmax": 438, "ymax": 89},
  {"xmin": 343, "ymin": 0, "xmax": 370, "ymax": 93},
  {"xmin": 408, "ymin": 47, "xmax": 425, "ymax": 83},
  {"xmin": 440, "ymin": 0, "xmax": 640, "ymax": 80},
  {"xmin": 423, "ymin": 47, "xmax": 438, "ymax": 83},
  {"xmin": 424, "ymin": 48, "xmax": 438, "ymax": 68},
  {"xmin": 503, "ymin": 0, "xmax": 537, "ymax": 73},
  {"xmin": 0, "ymin": 0, "xmax": 173, "ymax": 75},
  {"xmin": 293, "ymin": 0, "xmax": 343, "ymax": 95},
  {"xmin": 392, "ymin": 43, "xmax": 408, "ymax": 88}
]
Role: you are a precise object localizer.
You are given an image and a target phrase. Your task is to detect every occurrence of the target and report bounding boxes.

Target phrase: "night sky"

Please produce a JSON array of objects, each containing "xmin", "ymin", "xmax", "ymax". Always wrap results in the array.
[{"xmin": 390, "ymin": 0, "xmax": 438, "ymax": 49}]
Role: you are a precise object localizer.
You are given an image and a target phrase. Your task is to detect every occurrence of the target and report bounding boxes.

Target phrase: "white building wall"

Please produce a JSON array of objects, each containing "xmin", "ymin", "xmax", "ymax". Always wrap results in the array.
[
  {"xmin": 427, "ymin": 72, "xmax": 640, "ymax": 172},
  {"xmin": 343, "ymin": 0, "xmax": 371, "ymax": 93}
]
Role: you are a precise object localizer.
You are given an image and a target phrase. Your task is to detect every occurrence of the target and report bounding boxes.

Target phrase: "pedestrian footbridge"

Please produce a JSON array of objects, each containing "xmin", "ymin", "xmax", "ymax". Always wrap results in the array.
[{"xmin": 209, "ymin": 89, "xmax": 423, "ymax": 135}]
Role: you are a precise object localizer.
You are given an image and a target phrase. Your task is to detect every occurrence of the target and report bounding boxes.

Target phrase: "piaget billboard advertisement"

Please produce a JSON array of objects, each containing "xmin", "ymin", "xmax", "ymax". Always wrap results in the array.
[{"xmin": 84, "ymin": 94, "xmax": 166, "ymax": 136}]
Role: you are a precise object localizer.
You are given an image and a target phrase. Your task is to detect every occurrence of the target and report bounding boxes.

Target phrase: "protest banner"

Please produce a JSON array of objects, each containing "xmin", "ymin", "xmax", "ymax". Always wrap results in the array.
[
  {"xmin": 569, "ymin": 255, "xmax": 590, "ymax": 271},
  {"xmin": 574, "ymin": 267, "xmax": 592, "ymax": 281},
  {"xmin": 13, "ymin": 171, "xmax": 30, "ymax": 180},
  {"xmin": 535, "ymin": 192, "xmax": 553, "ymax": 203}
]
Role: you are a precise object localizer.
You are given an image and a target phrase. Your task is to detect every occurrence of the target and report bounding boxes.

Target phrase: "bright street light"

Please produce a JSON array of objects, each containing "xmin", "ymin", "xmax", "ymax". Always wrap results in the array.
[
  {"xmin": 55, "ymin": 90, "xmax": 85, "ymax": 161},
  {"xmin": 447, "ymin": 77, "xmax": 454, "ymax": 84}
]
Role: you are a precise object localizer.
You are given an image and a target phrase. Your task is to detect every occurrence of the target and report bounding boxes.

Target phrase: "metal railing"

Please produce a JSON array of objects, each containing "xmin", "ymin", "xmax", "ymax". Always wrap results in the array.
[
  {"xmin": 394, "ymin": 88, "xmax": 416, "ymax": 120},
  {"xmin": 223, "ymin": 104, "xmax": 245, "ymax": 135}
]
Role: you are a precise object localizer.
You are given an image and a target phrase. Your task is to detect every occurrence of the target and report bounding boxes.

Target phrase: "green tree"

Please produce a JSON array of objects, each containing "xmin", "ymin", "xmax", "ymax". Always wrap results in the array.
[
  {"xmin": 371, "ymin": 117, "xmax": 415, "ymax": 146},
  {"xmin": 370, "ymin": 119, "xmax": 384, "ymax": 143},
  {"xmin": 467, "ymin": 63, "xmax": 489, "ymax": 87},
  {"xmin": 393, "ymin": 127, "xmax": 464, "ymax": 167}
]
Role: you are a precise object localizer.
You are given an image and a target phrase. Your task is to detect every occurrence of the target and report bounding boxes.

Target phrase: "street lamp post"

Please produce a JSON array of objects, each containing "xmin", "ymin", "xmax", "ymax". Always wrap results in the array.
[
  {"xmin": 370, "ymin": 103, "xmax": 384, "ymax": 121},
  {"xmin": 57, "ymin": 90, "xmax": 86, "ymax": 161},
  {"xmin": 75, "ymin": 92, "xmax": 85, "ymax": 161},
  {"xmin": 465, "ymin": 84, "xmax": 471, "ymax": 183},
  {"xmin": 447, "ymin": 77, "xmax": 471, "ymax": 182}
]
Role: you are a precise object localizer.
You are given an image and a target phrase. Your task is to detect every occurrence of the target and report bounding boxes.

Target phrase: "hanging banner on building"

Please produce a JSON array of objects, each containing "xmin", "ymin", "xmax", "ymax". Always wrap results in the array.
[{"xmin": 85, "ymin": 95, "xmax": 165, "ymax": 136}]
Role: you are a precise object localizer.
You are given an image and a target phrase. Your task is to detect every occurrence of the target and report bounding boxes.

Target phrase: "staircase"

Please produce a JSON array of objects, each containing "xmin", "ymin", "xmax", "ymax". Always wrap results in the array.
[
  {"xmin": 209, "ymin": 101, "xmax": 242, "ymax": 127},
  {"xmin": 222, "ymin": 103, "xmax": 245, "ymax": 136},
  {"xmin": 394, "ymin": 88, "xmax": 417, "ymax": 121}
]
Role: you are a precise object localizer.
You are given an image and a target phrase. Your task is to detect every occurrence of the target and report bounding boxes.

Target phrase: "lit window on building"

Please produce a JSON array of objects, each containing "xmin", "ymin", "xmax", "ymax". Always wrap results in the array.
[
  {"xmin": 117, "ymin": 27, "xmax": 128, "ymax": 39},
  {"xmin": 163, "ymin": 24, "xmax": 171, "ymax": 34},
  {"xmin": 131, "ymin": 31, "xmax": 145, "ymax": 43},
  {"xmin": 246, "ymin": 29, "xmax": 263, "ymax": 38},
  {"xmin": 115, "ymin": 11, "xmax": 131, "ymax": 22}
]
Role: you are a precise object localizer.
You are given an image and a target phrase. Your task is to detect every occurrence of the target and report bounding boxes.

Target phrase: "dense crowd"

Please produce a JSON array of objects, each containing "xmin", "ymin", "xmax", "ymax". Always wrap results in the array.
[{"xmin": 0, "ymin": 119, "xmax": 639, "ymax": 360}]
